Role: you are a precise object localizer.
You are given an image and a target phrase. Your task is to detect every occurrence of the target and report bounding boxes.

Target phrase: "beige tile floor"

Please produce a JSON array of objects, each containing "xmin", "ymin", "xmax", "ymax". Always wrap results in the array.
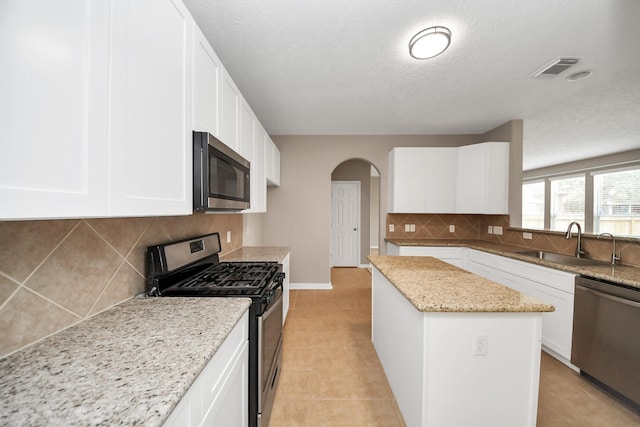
[{"xmin": 271, "ymin": 267, "xmax": 640, "ymax": 427}]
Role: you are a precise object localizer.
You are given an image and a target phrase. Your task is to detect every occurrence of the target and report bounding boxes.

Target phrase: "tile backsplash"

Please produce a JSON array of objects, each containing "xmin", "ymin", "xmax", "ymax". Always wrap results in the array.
[
  {"xmin": 0, "ymin": 214, "xmax": 242, "ymax": 358},
  {"xmin": 387, "ymin": 213, "xmax": 640, "ymax": 267}
]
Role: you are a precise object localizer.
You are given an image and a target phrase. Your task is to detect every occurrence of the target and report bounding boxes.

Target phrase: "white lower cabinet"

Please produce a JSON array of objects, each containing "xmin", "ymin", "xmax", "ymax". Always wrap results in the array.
[
  {"xmin": 464, "ymin": 250, "xmax": 576, "ymax": 365},
  {"xmin": 389, "ymin": 244, "xmax": 577, "ymax": 366},
  {"xmin": 164, "ymin": 312, "xmax": 249, "ymax": 427}
]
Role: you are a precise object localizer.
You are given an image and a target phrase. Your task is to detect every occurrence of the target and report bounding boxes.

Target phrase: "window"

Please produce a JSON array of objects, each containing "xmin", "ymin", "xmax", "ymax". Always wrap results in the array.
[
  {"xmin": 522, "ymin": 181, "xmax": 545, "ymax": 229},
  {"xmin": 594, "ymin": 168, "xmax": 640, "ymax": 237},
  {"xmin": 550, "ymin": 175, "xmax": 585, "ymax": 231}
]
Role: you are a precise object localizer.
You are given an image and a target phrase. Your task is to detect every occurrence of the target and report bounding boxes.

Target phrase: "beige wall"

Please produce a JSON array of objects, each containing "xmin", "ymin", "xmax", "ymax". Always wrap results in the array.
[
  {"xmin": 481, "ymin": 119, "xmax": 524, "ymax": 227},
  {"xmin": 264, "ymin": 134, "xmax": 481, "ymax": 284},
  {"xmin": 0, "ymin": 214, "xmax": 243, "ymax": 358}
]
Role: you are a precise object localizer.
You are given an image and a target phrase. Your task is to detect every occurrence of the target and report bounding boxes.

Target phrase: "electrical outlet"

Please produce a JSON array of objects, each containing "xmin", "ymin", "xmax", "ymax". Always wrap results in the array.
[
  {"xmin": 488, "ymin": 226, "xmax": 493, "ymax": 234},
  {"xmin": 226, "ymin": 231, "xmax": 231, "ymax": 243},
  {"xmin": 410, "ymin": 224, "xmax": 415, "ymax": 232},
  {"xmin": 405, "ymin": 224, "xmax": 411, "ymax": 232},
  {"xmin": 523, "ymin": 232, "xmax": 533, "ymax": 240},
  {"xmin": 389, "ymin": 224, "xmax": 395, "ymax": 232},
  {"xmin": 493, "ymin": 226, "xmax": 503, "ymax": 235},
  {"xmin": 473, "ymin": 335, "xmax": 488, "ymax": 356},
  {"xmin": 449, "ymin": 225, "xmax": 455, "ymax": 233}
]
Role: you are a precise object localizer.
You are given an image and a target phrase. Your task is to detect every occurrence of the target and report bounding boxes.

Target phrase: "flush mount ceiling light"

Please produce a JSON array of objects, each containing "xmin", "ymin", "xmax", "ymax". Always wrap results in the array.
[{"xmin": 409, "ymin": 26, "xmax": 451, "ymax": 59}]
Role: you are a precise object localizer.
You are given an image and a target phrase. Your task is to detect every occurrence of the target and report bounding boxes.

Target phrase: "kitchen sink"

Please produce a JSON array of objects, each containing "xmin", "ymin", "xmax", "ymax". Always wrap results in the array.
[{"xmin": 515, "ymin": 250, "xmax": 611, "ymax": 267}]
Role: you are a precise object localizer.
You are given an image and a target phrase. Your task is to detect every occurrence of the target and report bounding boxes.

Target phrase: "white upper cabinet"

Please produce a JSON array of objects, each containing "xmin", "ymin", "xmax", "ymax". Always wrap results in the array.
[
  {"xmin": 0, "ymin": 0, "xmax": 110, "ymax": 219},
  {"xmin": 247, "ymin": 123, "xmax": 267, "ymax": 213},
  {"xmin": 0, "ymin": 0, "xmax": 195, "ymax": 219},
  {"xmin": 456, "ymin": 142, "xmax": 509, "ymax": 214},
  {"xmin": 388, "ymin": 147, "xmax": 457, "ymax": 213},
  {"xmin": 0, "ymin": 0, "xmax": 279, "ymax": 219},
  {"xmin": 240, "ymin": 99, "xmax": 266, "ymax": 213},
  {"xmin": 388, "ymin": 142, "xmax": 509, "ymax": 215},
  {"xmin": 265, "ymin": 136, "xmax": 281, "ymax": 187},
  {"xmin": 109, "ymin": 0, "xmax": 194, "ymax": 216},
  {"xmin": 193, "ymin": 25, "xmax": 221, "ymax": 138},
  {"xmin": 220, "ymin": 69, "xmax": 240, "ymax": 152},
  {"xmin": 238, "ymin": 100, "xmax": 255, "ymax": 162}
]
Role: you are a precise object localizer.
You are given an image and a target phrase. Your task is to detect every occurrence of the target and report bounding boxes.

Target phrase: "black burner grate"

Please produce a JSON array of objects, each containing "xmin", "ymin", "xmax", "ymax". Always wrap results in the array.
[{"xmin": 167, "ymin": 262, "xmax": 280, "ymax": 294}]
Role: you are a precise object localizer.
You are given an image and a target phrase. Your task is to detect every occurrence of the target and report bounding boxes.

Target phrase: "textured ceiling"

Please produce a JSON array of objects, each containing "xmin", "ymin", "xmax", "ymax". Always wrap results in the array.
[{"xmin": 183, "ymin": 0, "xmax": 640, "ymax": 170}]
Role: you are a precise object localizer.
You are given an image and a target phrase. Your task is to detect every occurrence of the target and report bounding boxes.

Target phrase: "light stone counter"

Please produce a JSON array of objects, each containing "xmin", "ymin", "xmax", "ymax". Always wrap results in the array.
[
  {"xmin": 0, "ymin": 297, "xmax": 251, "ymax": 426},
  {"xmin": 368, "ymin": 255, "xmax": 554, "ymax": 313},
  {"xmin": 220, "ymin": 246, "xmax": 290, "ymax": 263},
  {"xmin": 386, "ymin": 238, "xmax": 640, "ymax": 289}
]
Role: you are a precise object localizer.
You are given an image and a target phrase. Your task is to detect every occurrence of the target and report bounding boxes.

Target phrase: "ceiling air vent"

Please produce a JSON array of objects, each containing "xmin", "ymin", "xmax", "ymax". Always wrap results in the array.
[{"xmin": 532, "ymin": 57, "xmax": 580, "ymax": 78}]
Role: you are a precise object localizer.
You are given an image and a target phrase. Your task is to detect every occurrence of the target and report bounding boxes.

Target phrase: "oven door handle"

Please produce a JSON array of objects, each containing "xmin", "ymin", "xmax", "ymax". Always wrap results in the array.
[{"xmin": 270, "ymin": 273, "xmax": 285, "ymax": 293}]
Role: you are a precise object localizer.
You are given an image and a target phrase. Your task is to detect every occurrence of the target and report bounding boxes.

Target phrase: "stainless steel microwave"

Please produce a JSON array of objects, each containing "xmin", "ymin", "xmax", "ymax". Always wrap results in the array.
[{"xmin": 193, "ymin": 131, "xmax": 250, "ymax": 211}]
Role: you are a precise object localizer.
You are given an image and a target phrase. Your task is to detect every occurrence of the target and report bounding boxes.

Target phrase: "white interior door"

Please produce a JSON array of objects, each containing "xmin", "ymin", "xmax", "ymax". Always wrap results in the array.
[{"xmin": 332, "ymin": 181, "xmax": 360, "ymax": 267}]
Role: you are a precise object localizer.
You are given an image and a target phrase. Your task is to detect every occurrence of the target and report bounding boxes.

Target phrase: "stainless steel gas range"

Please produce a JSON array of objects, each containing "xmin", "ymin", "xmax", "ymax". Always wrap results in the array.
[{"xmin": 146, "ymin": 232, "xmax": 284, "ymax": 427}]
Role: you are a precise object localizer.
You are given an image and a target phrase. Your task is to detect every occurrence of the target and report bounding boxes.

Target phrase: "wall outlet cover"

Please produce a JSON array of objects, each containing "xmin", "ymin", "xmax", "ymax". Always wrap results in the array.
[
  {"xmin": 523, "ymin": 232, "xmax": 533, "ymax": 240},
  {"xmin": 493, "ymin": 226, "xmax": 503, "ymax": 235},
  {"xmin": 389, "ymin": 224, "xmax": 395, "ymax": 232},
  {"xmin": 449, "ymin": 225, "xmax": 455, "ymax": 233},
  {"xmin": 226, "ymin": 231, "xmax": 231, "ymax": 243},
  {"xmin": 488, "ymin": 226, "xmax": 493, "ymax": 234},
  {"xmin": 410, "ymin": 224, "xmax": 416, "ymax": 232},
  {"xmin": 405, "ymin": 224, "xmax": 411, "ymax": 232}
]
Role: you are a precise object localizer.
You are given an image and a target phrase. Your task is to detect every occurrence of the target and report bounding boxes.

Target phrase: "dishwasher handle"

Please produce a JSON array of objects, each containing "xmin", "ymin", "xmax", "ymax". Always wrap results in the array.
[{"xmin": 577, "ymin": 284, "xmax": 640, "ymax": 309}]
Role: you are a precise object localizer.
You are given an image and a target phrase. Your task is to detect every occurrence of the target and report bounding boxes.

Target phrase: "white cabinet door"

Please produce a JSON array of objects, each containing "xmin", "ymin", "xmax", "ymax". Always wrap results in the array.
[
  {"xmin": 282, "ymin": 253, "xmax": 291, "ymax": 324},
  {"xmin": 193, "ymin": 25, "xmax": 221, "ymax": 138},
  {"xmin": 533, "ymin": 284, "xmax": 574, "ymax": 360},
  {"xmin": 388, "ymin": 147, "xmax": 456, "ymax": 213},
  {"xmin": 238, "ymin": 100, "xmax": 255, "ymax": 163},
  {"xmin": 456, "ymin": 142, "xmax": 509, "ymax": 214},
  {"xmin": 0, "ymin": 0, "xmax": 110, "ymax": 219},
  {"xmin": 265, "ymin": 136, "xmax": 280, "ymax": 187},
  {"xmin": 221, "ymin": 69, "xmax": 240, "ymax": 152},
  {"xmin": 109, "ymin": 0, "xmax": 193, "ymax": 216},
  {"xmin": 166, "ymin": 312, "xmax": 248, "ymax": 427},
  {"xmin": 202, "ymin": 341, "xmax": 248, "ymax": 427},
  {"xmin": 246, "ymin": 123, "xmax": 267, "ymax": 213},
  {"xmin": 494, "ymin": 256, "xmax": 575, "ymax": 362}
]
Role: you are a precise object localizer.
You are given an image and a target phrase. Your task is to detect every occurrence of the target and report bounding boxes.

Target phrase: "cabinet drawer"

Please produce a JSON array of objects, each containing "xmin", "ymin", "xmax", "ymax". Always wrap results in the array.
[
  {"xmin": 497, "ymin": 257, "xmax": 575, "ymax": 293},
  {"xmin": 467, "ymin": 249, "xmax": 498, "ymax": 267},
  {"xmin": 398, "ymin": 246, "xmax": 463, "ymax": 259}
]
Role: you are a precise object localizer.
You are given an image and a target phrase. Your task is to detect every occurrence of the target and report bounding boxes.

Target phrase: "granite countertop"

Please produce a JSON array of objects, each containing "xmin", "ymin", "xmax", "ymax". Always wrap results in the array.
[
  {"xmin": 386, "ymin": 238, "xmax": 640, "ymax": 289},
  {"xmin": 369, "ymin": 255, "xmax": 554, "ymax": 313},
  {"xmin": 0, "ymin": 297, "xmax": 252, "ymax": 426},
  {"xmin": 220, "ymin": 246, "xmax": 290, "ymax": 263}
]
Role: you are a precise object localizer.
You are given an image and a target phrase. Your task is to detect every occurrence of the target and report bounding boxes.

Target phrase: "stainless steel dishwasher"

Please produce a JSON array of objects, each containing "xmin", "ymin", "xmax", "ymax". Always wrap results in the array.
[{"xmin": 572, "ymin": 275, "xmax": 640, "ymax": 408}]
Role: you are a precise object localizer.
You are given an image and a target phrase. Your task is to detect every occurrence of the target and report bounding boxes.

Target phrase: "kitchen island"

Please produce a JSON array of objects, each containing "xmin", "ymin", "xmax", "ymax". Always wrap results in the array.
[{"xmin": 369, "ymin": 255, "xmax": 553, "ymax": 427}]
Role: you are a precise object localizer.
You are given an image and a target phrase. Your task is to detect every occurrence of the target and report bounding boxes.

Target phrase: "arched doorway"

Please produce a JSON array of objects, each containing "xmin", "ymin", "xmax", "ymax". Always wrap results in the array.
[{"xmin": 330, "ymin": 159, "xmax": 381, "ymax": 267}]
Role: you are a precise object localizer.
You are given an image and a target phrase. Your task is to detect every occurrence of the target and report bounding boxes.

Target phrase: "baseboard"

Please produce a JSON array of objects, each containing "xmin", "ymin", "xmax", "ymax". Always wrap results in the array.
[
  {"xmin": 541, "ymin": 345, "xmax": 579, "ymax": 372},
  {"xmin": 290, "ymin": 282, "xmax": 333, "ymax": 290},
  {"xmin": 358, "ymin": 263, "xmax": 370, "ymax": 269}
]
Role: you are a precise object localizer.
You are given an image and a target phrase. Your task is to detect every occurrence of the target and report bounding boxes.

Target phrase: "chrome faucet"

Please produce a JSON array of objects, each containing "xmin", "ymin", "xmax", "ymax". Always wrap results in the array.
[
  {"xmin": 565, "ymin": 222, "xmax": 585, "ymax": 258},
  {"xmin": 597, "ymin": 233, "xmax": 621, "ymax": 265}
]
